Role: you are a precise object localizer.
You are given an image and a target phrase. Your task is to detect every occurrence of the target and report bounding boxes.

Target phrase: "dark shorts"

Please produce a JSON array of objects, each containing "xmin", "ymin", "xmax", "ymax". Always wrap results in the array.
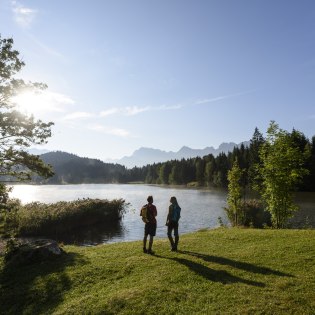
[{"xmin": 144, "ymin": 222, "xmax": 157, "ymax": 236}]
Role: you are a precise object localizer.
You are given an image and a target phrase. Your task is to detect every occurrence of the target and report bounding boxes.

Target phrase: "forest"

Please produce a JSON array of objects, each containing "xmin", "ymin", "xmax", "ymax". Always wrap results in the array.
[{"xmin": 38, "ymin": 127, "xmax": 315, "ymax": 192}]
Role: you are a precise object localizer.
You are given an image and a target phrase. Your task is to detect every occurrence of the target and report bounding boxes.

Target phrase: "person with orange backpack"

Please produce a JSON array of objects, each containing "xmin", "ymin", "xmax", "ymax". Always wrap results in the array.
[
  {"xmin": 140, "ymin": 195, "xmax": 157, "ymax": 254},
  {"xmin": 166, "ymin": 196, "xmax": 181, "ymax": 251}
]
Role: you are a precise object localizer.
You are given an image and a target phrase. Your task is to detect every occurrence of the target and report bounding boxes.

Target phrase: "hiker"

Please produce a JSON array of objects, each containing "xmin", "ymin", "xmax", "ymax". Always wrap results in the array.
[
  {"xmin": 166, "ymin": 196, "xmax": 181, "ymax": 251},
  {"xmin": 141, "ymin": 195, "xmax": 157, "ymax": 255}
]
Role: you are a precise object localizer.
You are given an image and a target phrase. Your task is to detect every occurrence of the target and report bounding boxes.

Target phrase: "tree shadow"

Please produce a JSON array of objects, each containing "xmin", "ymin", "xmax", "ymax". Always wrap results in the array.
[
  {"xmin": 0, "ymin": 251, "xmax": 87, "ymax": 315},
  {"xmin": 178, "ymin": 250, "xmax": 293, "ymax": 277},
  {"xmin": 154, "ymin": 254, "xmax": 265, "ymax": 287}
]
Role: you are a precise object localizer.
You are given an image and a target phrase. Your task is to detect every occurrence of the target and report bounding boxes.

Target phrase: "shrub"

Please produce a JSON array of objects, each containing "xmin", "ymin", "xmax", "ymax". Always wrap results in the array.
[
  {"xmin": 224, "ymin": 199, "xmax": 271, "ymax": 228},
  {"xmin": 3, "ymin": 198, "xmax": 126, "ymax": 237}
]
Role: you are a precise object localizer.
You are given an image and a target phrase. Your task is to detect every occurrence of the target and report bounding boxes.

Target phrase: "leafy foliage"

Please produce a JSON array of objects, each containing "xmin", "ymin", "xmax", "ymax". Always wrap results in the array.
[
  {"xmin": 0, "ymin": 36, "xmax": 54, "ymax": 181},
  {"xmin": 226, "ymin": 159, "xmax": 243, "ymax": 226},
  {"xmin": 225, "ymin": 159, "xmax": 271, "ymax": 228},
  {"xmin": 225, "ymin": 199, "xmax": 271, "ymax": 228},
  {"xmin": 257, "ymin": 121, "xmax": 310, "ymax": 228}
]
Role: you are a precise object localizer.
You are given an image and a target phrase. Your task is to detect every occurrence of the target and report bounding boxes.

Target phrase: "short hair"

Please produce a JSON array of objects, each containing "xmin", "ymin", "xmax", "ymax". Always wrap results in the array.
[{"xmin": 147, "ymin": 195, "xmax": 153, "ymax": 203}]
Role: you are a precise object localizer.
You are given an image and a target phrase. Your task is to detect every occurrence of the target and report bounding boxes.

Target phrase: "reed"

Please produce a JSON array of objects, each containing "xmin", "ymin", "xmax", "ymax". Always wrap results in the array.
[{"xmin": 3, "ymin": 198, "xmax": 125, "ymax": 237}]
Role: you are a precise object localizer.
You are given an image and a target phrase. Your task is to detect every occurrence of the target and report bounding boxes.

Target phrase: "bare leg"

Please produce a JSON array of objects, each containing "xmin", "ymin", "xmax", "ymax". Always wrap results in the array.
[
  {"xmin": 143, "ymin": 235, "xmax": 148, "ymax": 253},
  {"xmin": 148, "ymin": 235, "xmax": 154, "ymax": 252}
]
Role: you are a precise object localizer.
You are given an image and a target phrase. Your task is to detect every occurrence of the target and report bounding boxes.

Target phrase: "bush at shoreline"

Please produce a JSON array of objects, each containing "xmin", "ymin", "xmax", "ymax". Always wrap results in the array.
[{"xmin": 3, "ymin": 198, "xmax": 126, "ymax": 238}]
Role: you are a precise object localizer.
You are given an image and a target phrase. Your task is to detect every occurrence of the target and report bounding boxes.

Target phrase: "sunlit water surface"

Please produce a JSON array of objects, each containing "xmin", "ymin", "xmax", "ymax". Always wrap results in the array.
[{"xmin": 9, "ymin": 184, "xmax": 315, "ymax": 245}]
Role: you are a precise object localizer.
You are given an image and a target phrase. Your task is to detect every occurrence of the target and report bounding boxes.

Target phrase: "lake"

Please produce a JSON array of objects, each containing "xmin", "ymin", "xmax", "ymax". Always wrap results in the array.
[{"xmin": 9, "ymin": 184, "xmax": 315, "ymax": 245}]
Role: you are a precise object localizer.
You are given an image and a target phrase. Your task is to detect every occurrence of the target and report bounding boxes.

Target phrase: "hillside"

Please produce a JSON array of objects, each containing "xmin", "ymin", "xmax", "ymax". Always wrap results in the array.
[
  {"xmin": 1, "ymin": 228, "xmax": 314, "ymax": 314},
  {"xmin": 39, "ymin": 151, "xmax": 127, "ymax": 184},
  {"xmin": 36, "ymin": 142, "xmax": 247, "ymax": 184}
]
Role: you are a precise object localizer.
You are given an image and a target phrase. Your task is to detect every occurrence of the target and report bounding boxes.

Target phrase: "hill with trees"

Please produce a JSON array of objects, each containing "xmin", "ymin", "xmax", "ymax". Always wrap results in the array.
[
  {"xmin": 35, "ymin": 129, "xmax": 315, "ymax": 193},
  {"xmin": 39, "ymin": 151, "xmax": 127, "ymax": 184}
]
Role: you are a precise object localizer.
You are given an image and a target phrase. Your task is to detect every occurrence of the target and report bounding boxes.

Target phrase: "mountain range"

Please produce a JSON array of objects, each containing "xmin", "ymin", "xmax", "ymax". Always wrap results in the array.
[
  {"xmin": 105, "ymin": 142, "xmax": 249, "ymax": 168},
  {"xmin": 30, "ymin": 141, "xmax": 249, "ymax": 183},
  {"xmin": 31, "ymin": 141, "xmax": 249, "ymax": 170}
]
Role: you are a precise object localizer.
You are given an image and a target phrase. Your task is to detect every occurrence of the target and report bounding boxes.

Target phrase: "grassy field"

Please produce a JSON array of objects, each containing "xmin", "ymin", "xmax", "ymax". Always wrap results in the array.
[{"xmin": 1, "ymin": 228, "xmax": 315, "ymax": 315}]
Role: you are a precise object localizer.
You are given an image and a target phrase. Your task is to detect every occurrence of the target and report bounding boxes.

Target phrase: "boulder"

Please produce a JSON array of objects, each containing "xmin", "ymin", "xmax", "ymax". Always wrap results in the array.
[{"xmin": 5, "ymin": 238, "xmax": 64, "ymax": 265}]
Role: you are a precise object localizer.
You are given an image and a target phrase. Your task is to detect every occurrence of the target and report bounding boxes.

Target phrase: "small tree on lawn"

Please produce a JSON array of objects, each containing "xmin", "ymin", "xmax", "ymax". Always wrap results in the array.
[
  {"xmin": 226, "ymin": 158, "xmax": 243, "ymax": 226},
  {"xmin": 258, "ymin": 121, "xmax": 309, "ymax": 228}
]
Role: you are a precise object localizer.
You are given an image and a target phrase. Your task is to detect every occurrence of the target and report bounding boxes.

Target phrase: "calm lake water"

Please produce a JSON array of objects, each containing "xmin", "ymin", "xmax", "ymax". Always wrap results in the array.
[{"xmin": 9, "ymin": 184, "xmax": 315, "ymax": 245}]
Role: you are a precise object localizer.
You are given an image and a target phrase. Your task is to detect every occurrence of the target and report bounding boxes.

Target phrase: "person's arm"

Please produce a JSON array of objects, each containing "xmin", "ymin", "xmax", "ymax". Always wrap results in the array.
[{"xmin": 166, "ymin": 205, "xmax": 172, "ymax": 225}]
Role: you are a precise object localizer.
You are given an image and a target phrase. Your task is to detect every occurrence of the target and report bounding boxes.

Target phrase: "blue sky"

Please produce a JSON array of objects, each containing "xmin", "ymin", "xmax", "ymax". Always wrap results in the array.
[{"xmin": 1, "ymin": 0, "xmax": 315, "ymax": 160}]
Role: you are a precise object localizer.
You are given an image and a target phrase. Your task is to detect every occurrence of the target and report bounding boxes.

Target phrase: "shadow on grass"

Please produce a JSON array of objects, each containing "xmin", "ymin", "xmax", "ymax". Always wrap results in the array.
[
  {"xmin": 0, "ymin": 251, "xmax": 87, "ymax": 315},
  {"xmin": 155, "ymin": 254, "xmax": 265, "ymax": 287},
  {"xmin": 178, "ymin": 250, "xmax": 293, "ymax": 277}
]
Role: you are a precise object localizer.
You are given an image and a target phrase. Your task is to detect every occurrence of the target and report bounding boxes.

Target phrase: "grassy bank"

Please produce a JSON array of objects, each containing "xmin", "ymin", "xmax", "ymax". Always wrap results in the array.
[{"xmin": 1, "ymin": 228, "xmax": 315, "ymax": 314}]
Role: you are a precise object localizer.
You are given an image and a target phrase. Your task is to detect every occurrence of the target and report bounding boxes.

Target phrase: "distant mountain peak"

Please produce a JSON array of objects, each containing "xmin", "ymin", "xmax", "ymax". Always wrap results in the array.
[
  {"xmin": 178, "ymin": 146, "xmax": 193, "ymax": 153},
  {"xmin": 108, "ymin": 142, "xmax": 249, "ymax": 168}
]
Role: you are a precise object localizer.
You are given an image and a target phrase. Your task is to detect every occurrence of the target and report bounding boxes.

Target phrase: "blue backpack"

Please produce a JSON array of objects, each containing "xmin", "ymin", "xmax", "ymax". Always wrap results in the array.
[{"xmin": 171, "ymin": 205, "xmax": 181, "ymax": 222}]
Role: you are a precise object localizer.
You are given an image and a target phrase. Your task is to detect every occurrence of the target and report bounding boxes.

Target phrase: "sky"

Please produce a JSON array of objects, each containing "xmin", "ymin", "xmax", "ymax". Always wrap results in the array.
[{"xmin": 1, "ymin": 0, "xmax": 315, "ymax": 161}]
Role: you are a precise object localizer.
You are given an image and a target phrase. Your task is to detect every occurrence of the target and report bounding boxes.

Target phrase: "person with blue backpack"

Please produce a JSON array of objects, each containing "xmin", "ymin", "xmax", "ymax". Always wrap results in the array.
[{"xmin": 166, "ymin": 196, "xmax": 181, "ymax": 251}]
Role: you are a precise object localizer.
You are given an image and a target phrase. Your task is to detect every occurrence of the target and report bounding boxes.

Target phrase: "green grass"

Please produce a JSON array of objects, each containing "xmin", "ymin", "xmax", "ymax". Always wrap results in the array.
[{"xmin": 1, "ymin": 228, "xmax": 315, "ymax": 314}]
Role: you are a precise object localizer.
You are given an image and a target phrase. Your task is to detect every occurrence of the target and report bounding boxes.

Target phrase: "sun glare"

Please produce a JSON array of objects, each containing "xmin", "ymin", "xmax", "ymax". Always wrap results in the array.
[
  {"xmin": 12, "ymin": 91, "xmax": 49, "ymax": 115},
  {"xmin": 12, "ymin": 90, "xmax": 69, "ymax": 115}
]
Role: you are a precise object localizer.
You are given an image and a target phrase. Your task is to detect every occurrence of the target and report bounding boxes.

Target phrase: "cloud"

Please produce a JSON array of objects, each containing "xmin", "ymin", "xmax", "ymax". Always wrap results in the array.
[
  {"xmin": 124, "ymin": 106, "xmax": 150, "ymax": 116},
  {"xmin": 97, "ymin": 91, "xmax": 250, "ymax": 119},
  {"xmin": 194, "ymin": 91, "xmax": 253, "ymax": 105},
  {"xmin": 60, "ymin": 103, "xmax": 182, "ymax": 130},
  {"xmin": 99, "ymin": 106, "xmax": 150, "ymax": 117},
  {"xmin": 27, "ymin": 33, "xmax": 66, "ymax": 60},
  {"xmin": 99, "ymin": 104, "xmax": 182, "ymax": 117},
  {"xmin": 11, "ymin": 2, "xmax": 65, "ymax": 61},
  {"xmin": 107, "ymin": 128, "xmax": 130, "ymax": 137},
  {"xmin": 47, "ymin": 92, "xmax": 75, "ymax": 106},
  {"xmin": 62, "ymin": 112, "xmax": 94, "ymax": 121},
  {"xmin": 87, "ymin": 124, "xmax": 105, "ymax": 132},
  {"xmin": 88, "ymin": 124, "xmax": 130, "ymax": 137},
  {"xmin": 100, "ymin": 108, "xmax": 119, "ymax": 117},
  {"xmin": 11, "ymin": 1, "xmax": 37, "ymax": 28},
  {"xmin": 155, "ymin": 104, "xmax": 182, "ymax": 111},
  {"xmin": 194, "ymin": 96, "xmax": 230, "ymax": 105}
]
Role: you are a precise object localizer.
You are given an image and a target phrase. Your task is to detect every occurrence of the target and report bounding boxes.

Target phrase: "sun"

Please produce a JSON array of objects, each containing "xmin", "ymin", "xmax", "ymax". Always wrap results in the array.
[
  {"xmin": 11, "ymin": 89, "xmax": 75, "ymax": 117},
  {"xmin": 12, "ymin": 90, "xmax": 51, "ymax": 115}
]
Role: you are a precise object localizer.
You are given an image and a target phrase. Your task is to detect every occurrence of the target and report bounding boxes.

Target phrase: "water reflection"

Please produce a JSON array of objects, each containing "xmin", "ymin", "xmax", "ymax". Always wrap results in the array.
[
  {"xmin": 51, "ymin": 221, "xmax": 125, "ymax": 246},
  {"xmin": 289, "ymin": 193, "xmax": 315, "ymax": 228}
]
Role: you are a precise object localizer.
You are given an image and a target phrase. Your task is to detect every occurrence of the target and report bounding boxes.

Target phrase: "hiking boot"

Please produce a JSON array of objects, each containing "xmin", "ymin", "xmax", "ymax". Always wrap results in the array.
[
  {"xmin": 147, "ymin": 249, "xmax": 155, "ymax": 255},
  {"xmin": 143, "ymin": 247, "xmax": 147, "ymax": 253},
  {"xmin": 171, "ymin": 247, "xmax": 177, "ymax": 252}
]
